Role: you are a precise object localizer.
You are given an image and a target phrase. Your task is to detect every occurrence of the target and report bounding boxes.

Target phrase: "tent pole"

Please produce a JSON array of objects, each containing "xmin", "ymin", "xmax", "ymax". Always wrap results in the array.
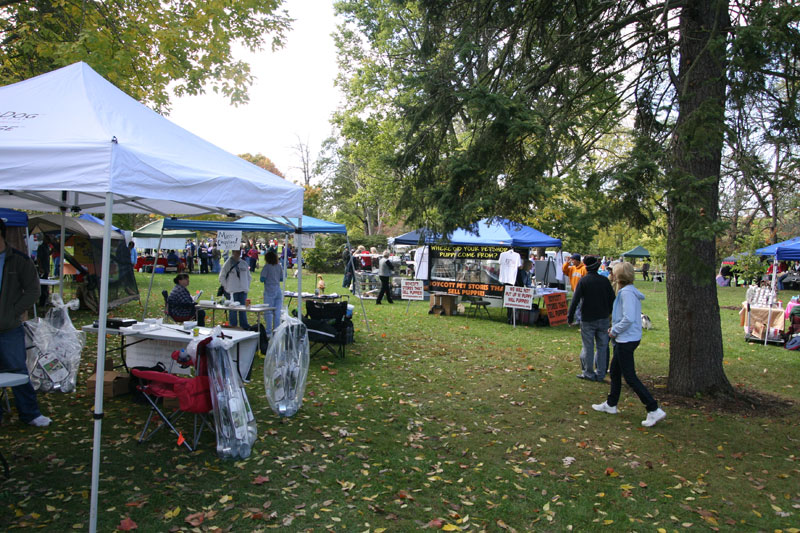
[
  {"xmin": 765, "ymin": 255, "xmax": 778, "ymax": 346},
  {"xmin": 296, "ymin": 228, "xmax": 303, "ymax": 327},
  {"xmin": 282, "ymin": 234, "xmax": 289, "ymax": 294},
  {"xmin": 59, "ymin": 203, "xmax": 66, "ymax": 300},
  {"xmin": 89, "ymin": 192, "xmax": 114, "ymax": 533},
  {"xmin": 347, "ymin": 235, "xmax": 371, "ymax": 333},
  {"xmin": 141, "ymin": 224, "xmax": 165, "ymax": 320}
]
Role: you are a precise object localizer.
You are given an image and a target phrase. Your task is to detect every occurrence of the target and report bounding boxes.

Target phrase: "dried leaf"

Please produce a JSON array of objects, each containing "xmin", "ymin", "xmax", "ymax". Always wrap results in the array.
[{"xmin": 118, "ymin": 517, "xmax": 138, "ymax": 531}]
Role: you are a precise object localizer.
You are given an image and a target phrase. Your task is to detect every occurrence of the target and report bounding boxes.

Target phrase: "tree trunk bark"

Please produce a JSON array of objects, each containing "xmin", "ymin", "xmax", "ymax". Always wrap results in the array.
[{"xmin": 666, "ymin": 0, "xmax": 734, "ymax": 397}]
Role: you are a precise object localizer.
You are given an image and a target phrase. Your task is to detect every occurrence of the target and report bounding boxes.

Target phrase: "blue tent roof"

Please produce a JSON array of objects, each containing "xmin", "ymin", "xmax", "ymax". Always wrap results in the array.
[
  {"xmin": 163, "ymin": 215, "xmax": 347, "ymax": 234},
  {"xmin": 393, "ymin": 218, "xmax": 561, "ymax": 248},
  {"xmin": 776, "ymin": 240, "xmax": 800, "ymax": 261},
  {"xmin": 0, "ymin": 208, "xmax": 28, "ymax": 227},
  {"xmin": 78, "ymin": 213, "xmax": 125, "ymax": 234},
  {"xmin": 756, "ymin": 236, "xmax": 800, "ymax": 257}
]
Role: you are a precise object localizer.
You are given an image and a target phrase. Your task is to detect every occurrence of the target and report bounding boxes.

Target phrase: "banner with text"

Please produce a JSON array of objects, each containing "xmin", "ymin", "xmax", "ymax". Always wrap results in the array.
[
  {"xmin": 503, "ymin": 286, "xmax": 534, "ymax": 309},
  {"xmin": 217, "ymin": 230, "xmax": 242, "ymax": 251},
  {"xmin": 543, "ymin": 292, "xmax": 569, "ymax": 326},
  {"xmin": 429, "ymin": 244, "xmax": 507, "ymax": 260},
  {"xmin": 401, "ymin": 279, "xmax": 425, "ymax": 300},
  {"xmin": 428, "ymin": 279, "xmax": 505, "ymax": 298}
]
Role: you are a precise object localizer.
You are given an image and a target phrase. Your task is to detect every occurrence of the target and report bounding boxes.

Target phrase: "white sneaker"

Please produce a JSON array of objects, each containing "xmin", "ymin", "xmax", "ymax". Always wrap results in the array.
[
  {"xmin": 28, "ymin": 415, "xmax": 52, "ymax": 427},
  {"xmin": 642, "ymin": 408, "xmax": 666, "ymax": 427},
  {"xmin": 591, "ymin": 402, "xmax": 617, "ymax": 414}
]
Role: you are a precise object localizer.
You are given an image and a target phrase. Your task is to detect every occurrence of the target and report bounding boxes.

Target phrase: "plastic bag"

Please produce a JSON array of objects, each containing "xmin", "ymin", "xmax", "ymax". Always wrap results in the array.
[
  {"xmin": 24, "ymin": 295, "xmax": 84, "ymax": 393},
  {"xmin": 264, "ymin": 308, "xmax": 310, "ymax": 418},
  {"xmin": 206, "ymin": 329, "xmax": 257, "ymax": 459}
]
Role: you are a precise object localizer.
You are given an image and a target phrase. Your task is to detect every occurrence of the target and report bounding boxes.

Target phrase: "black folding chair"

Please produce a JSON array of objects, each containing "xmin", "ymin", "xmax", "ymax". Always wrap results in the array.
[{"xmin": 303, "ymin": 301, "xmax": 350, "ymax": 358}]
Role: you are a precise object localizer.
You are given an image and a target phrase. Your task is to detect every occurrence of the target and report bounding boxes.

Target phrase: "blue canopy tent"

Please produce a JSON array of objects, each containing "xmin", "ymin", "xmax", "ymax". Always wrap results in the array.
[
  {"xmin": 755, "ymin": 236, "xmax": 800, "ymax": 257},
  {"xmin": 0, "ymin": 208, "xmax": 30, "ymax": 258},
  {"xmin": 150, "ymin": 216, "xmax": 370, "ymax": 331},
  {"xmin": 78, "ymin": 213, "xmax": 125, "ymax": 235},
  {"xmin": 776, "ymin": 240, "xmax": 800, "ymax": 261},
  {"xmin": 394, "ymin": 218, "xmax": 562, "ymax": 299},
  {"xmin": 393, "ymin": 218, "xmax": 562, "ymax": 247}
]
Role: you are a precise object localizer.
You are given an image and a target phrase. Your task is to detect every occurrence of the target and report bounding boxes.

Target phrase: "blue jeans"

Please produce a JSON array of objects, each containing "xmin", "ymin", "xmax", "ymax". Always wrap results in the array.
[
  {"xmin": 229, "ymin": 292, "xmax": 250, "ymax": 329},
  {"xmin": 579, "ymin": 318, "xmax": 610, "ymax": 380},
  {"xmin": 607, "ymin": 340, "xmax": 658, "ymax": 412},
  {"xmin": 0, "ymin": 326, "xmax": 42, "ymax": 423},
  {"xmin": 263, "ymin": 287, "xmax": 283, "ymax": 333}
]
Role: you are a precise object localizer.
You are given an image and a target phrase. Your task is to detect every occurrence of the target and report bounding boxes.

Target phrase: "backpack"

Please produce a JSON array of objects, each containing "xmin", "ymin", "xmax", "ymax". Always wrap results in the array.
[{"xmin": 785, "ymin": 336, "xmax": 800, "ymax": 351}]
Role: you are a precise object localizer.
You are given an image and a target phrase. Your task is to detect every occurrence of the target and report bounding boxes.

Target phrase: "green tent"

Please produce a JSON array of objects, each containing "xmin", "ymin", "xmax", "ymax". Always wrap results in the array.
[
  {"xmin": 132, "ymin": 219, "xmax": 195, "ymax": 250},
  {"xmin": 621, "ymin": 245, "xmax": 651, "ymax": 258}
]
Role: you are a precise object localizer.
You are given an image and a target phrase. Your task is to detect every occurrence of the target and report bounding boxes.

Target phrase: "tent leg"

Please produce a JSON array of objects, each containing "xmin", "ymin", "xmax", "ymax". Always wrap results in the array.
[
  {"xmin": 89, "ymin": 192, "xmax": 114, "ymax": 533},
  {"xmin": 141, "ymin": 229, "xmax": 165, "ymax": 320}
]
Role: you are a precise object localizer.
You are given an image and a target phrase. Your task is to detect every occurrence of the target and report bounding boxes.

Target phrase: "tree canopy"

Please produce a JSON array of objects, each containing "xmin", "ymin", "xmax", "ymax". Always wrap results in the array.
[
  {"xmin": 0, "ymin": 0, "xmax": 291, "ymax": 112},
  {"xmin": 332, "ymin": 0, "xmax": 800, "ymax": 396}
]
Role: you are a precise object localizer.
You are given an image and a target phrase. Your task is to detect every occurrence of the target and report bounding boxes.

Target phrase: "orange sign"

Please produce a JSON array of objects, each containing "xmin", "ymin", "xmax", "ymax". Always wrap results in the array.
[{"xmin": 543, "ymin": 292, "xmax": 568, "ymax": 326}]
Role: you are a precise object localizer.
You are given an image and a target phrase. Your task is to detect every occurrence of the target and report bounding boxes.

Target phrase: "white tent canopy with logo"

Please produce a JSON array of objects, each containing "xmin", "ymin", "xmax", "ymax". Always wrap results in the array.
[{"xmin": 0, "ymin": 62, "xmax": 304, "ymax": 532}]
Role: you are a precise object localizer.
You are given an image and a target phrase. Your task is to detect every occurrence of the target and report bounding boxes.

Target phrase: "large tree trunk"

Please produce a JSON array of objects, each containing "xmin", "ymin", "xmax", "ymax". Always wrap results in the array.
[{"xmin": 666, "ymin": 0, "xmax": 734, "ymax": 397}]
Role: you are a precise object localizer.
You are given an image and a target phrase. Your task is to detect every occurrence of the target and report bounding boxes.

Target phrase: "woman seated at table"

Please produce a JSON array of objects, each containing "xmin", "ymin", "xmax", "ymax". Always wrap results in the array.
[{"xmin": 168, "ymin": 273, "xmax": 205, "ymax": 326}]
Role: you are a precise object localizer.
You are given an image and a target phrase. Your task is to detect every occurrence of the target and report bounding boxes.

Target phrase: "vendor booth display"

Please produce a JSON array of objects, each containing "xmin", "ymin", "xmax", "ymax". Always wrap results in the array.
[
  {"xmin": 0, "ymin": 62, "xmax": 304, "ymax": 531},
  {"xmin": 28, "ymin": 214, "xmax": 137, "ymax": 312},
  {"xmin": 394, "ymin": 218, "xmax": 562, "ymax": 299}
]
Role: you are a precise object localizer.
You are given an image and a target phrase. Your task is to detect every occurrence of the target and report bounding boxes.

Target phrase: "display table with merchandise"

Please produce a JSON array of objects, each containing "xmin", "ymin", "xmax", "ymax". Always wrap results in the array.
[{"xmin": 739, "ymin": 302, "xmax": 785, "ymax": 343}]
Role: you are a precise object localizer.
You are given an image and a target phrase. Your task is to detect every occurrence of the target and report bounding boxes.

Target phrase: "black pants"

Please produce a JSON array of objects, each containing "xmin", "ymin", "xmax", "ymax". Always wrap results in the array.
[
  {"xmin": 606, "ymin": 340, "xmax": 658, "ymax": 412},
  {"xmin": 376, "ymin": 275, "xmax": 393, "ymax": 303},
  {"xmin": 200, "ymin": 256, "xmax": 208, "ymax": 274},
  {"xmin": 642, "ymin": 271, "xmax": 649, "ymax": 281}
]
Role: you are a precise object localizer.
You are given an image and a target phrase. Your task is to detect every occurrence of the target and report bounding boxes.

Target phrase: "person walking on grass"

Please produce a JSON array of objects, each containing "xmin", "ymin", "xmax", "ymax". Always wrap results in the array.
[
  {"xmin": 376, "ymin": 250, "xmax": 394, "ymax": 305},
  {"xmin": 592, "ymin": 262, "xmax": 666, "ymax": 427}
]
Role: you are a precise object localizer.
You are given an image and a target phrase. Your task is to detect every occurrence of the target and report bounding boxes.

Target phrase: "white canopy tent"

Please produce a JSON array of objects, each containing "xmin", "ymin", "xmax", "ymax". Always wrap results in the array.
[{"xmin": 0, "ymin": 62, "xmax": 304, "ymax": 532}]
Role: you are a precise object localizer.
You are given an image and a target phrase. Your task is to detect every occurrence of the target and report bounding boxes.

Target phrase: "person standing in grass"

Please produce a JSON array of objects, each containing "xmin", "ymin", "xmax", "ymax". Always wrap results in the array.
[
  {"xmin": 375, "ymin": 250, "xmax": 394, "ymax": 304},
  {"xmin": 259, "ymin": 250, "xmax": 283, "ymax": 334},
  {"xmin": 592, "ymin": 262, "xmax": 666, "ymax": 427},
  {"xmin": 568, "ymin": 256, "xmax": 615, "ymax": 382}
]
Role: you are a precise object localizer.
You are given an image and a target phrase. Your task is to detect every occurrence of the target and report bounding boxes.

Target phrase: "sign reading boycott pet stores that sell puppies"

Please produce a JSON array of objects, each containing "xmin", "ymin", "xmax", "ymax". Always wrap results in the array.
[
  {"xmin": 401, "ymin": 279, "xmax": 424, "ymax": 300},
  {"xmin": 543, "ymin": 292, "xmax": 569, "ymax": 326}
]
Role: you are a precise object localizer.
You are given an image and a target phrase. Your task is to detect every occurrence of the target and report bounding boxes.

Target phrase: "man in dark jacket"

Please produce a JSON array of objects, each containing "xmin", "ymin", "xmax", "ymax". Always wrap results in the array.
[
  {"xmin": 0, "ymin": 219, "xmax": 50, "ymax": 426},
  {"xmin": 568, "ymin": 255, "xmax": 615, "ymax": 382}
]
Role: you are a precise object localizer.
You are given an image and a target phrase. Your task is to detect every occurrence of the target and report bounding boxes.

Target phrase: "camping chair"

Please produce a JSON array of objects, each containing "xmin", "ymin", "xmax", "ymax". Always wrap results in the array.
[
  {"xmin": 790, "ymin": 315, "xmax": 800, "ymax": 336},
  {"xmin": 303, "ymin": 301, "xmax": 350, "ymax": 358},
  {"xmin": 130, "ymin": 337, "xmax": 214, "ymax": 451},
  {"xmin": 462, "ymin": 295, "xmax": 491, "ymax": 318},
  {"xmin": 162, "ymin": 290, "xmax": 193, "ymax": 324}
]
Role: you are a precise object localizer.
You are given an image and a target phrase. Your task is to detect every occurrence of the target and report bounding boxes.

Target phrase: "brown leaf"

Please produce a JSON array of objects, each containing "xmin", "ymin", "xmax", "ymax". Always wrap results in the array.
[
  {"xmin": 184, "ymin": 512, "xmax": 204, "ymax": 527},
  {"xmin": 426, "ymin": 518, "xmax": 444, "ymax": 528},
  {"xmin": 252, "ymin": 475, "xmax": 270, "ymax": 485},
  {"xmin": 118, "ymin": 517, "xmax": 138, "ymax": 531}
]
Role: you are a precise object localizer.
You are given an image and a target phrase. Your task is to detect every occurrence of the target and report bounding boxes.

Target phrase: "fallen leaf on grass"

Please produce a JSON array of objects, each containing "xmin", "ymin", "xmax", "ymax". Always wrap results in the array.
[
  {"xmin": 426, "ymin": 518, "xmax": 444, "ymax": 528},
  {"xmin": 252, "ymin": 475, "xmax": 270, "ymax": 485},
  {"xmin": 184, "ymin": 512, "xmax": 204, "ymax": 526},
  {"xmin": 118, "ymin": 516, "xmax": 137, "ymax": 530}
]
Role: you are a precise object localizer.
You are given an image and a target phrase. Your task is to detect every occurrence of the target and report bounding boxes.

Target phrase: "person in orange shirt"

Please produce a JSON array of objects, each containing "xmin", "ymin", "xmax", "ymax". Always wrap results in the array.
[{"xmin": 562, "ymin": 253, "xmax": 587, "ymax": 292}]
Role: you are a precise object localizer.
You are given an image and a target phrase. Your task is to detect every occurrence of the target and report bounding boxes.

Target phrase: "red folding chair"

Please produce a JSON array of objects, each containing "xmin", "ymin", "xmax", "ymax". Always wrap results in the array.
[{"xmin": 131, "ymin": 337, "xmax": 213, "ymax": 451}]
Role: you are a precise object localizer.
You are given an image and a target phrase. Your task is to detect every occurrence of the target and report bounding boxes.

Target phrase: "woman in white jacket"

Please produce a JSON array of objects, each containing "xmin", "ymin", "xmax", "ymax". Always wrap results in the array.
[{"xmin": 592, "ymin": 262, "xmax": 666, "ymax": 427}]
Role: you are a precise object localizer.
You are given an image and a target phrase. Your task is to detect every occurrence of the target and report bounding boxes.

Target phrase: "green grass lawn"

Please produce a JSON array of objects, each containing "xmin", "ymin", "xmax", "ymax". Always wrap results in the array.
[{"xmin": 2, "ymin": 271, "xmax": 799, "ymax": 531}]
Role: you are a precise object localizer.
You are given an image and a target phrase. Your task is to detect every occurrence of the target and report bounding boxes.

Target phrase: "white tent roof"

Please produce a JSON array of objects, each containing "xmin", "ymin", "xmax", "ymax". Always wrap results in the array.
[
  {"xmin": 0, "ymin": 62, "xmax": 303, "ymax": 217},
  {"xmin": 0, "ymin": 62, "xmax": 305, "ymax": 533}
]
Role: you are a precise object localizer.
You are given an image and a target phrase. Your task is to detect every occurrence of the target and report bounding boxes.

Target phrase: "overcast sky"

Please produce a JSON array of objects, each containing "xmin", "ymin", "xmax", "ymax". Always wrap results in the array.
[{"xmin": 168, "ymin": 0, "xmax": 341, "ymax": 185}]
